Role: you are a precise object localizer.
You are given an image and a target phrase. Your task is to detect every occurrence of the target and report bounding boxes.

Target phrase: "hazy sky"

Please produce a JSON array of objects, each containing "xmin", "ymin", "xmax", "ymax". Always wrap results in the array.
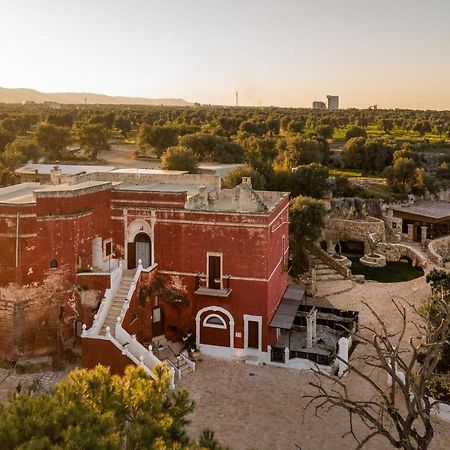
[{"xmin": 1, "ymin": 0, "xmax": 449, "ymax": 109}]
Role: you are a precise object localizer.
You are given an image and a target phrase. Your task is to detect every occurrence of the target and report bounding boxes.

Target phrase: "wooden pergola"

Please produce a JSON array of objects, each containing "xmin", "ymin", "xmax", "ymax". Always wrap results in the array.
[{"xmin": 391, "ymin": 201, "xmax": 450, "ymax": 241}]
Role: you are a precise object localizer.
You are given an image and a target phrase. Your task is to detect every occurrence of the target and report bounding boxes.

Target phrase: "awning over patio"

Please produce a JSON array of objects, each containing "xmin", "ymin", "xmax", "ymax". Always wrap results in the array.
[{"xmin": 269, "ymin": 284, "xmax": 306, "ymax": 330}]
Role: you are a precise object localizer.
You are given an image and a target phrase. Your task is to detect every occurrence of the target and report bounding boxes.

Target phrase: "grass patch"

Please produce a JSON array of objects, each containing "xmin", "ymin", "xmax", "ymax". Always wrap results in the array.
[
  {"xmin": 330, "ymin": 169, "xmax": 363, "ymax": 178},
  {"xmin": 349, "ymin": 257, "xmax": 424, "ymax": 283}
]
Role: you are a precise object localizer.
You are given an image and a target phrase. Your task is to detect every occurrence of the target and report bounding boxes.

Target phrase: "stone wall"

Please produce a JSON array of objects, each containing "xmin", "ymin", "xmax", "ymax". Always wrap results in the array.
[
  {"xmin": 427, "ymin": 236, "xmax": 450, "ymax": 267},
  {"xmin": 376, "ymin": 243, "xmax": 427, "ymax": 267},
  {"xmin": 324, "ymin": 216, "xmax": 386, "ymax": 252},
  {"xmin": 0, "ymin": 267, "xmax": 98, "ymax": 363},
  {"xmin": 69, "ymin": 171, "xmax": 221, "ymax": 191}
]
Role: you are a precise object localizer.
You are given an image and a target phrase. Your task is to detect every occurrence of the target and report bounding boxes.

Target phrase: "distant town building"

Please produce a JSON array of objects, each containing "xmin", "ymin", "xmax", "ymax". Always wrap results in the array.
[
  {"xmin": 22, "ymin": 100, "xmax": 36, "ymax": 105},
  {"xmin": 327, "ymin": 95, "xmax": 339, "ymax": 110},
  {"xmin": 312, "ymin": 101, "xmax": 326, "ymax": 110},
  {"xmin": 43, "ymin": 101, "xmax": 61, "ymax": 110}
]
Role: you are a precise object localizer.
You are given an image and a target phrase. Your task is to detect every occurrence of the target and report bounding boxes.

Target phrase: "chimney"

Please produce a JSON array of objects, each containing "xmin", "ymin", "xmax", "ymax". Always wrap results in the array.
[
  {"xmin": 241, "ymin": 177, "xmax": 252, "ymax": 188},
  {"xmin": 50, "ymin": 165, "xmax": 62, "ymax": 185},
  {"xmin": 198, "ymin": 186, "xmax": 208, "ymax": 208}
]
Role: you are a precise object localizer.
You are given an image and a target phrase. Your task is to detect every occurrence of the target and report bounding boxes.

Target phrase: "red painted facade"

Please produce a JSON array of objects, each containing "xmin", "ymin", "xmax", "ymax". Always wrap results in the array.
[{"xmin": 1, "ymin": 175, "xmax": 289, "ymax": 361}]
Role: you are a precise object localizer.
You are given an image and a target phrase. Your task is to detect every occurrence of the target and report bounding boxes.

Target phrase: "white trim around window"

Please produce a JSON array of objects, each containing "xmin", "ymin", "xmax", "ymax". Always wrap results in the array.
[{"xmin": 203, "ymin": 314, "xmax": 227, "ymax": 329}]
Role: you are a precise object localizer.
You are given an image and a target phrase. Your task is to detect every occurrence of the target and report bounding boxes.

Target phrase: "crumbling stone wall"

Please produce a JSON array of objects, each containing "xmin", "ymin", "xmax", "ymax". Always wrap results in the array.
[
  {"xmin": 324, "ymin": 216, "xmax": 386, "ymax": 254},
  {"xmin": 329, "ymin": 198, "xmax": 383, "ymax": 220},
  {"xmin": 0, "ymin": 266, "xmax": 100, "ymax": 364},
  {"xmin": 376, "ymin": 243, "xmax": 427, "ymax": 267},
  {"xmin": 428, "ymin": 236, "xmax": 450, "ymax": 267},
  {"xmin": 324, "ymin": 198, "xmax": 386, "ymax": 253}
]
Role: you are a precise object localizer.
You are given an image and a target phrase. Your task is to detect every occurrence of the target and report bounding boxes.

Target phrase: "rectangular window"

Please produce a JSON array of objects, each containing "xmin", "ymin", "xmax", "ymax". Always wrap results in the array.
[
  {"xmin": 103, "ymin": 239, "xmax": 113, "ymax": 260},
  {"xmin": 208, "ymin": 254, "xmax": 222, "ymax": 290},
  {"xmin": 282, "ymin": 235, "xmax": 286, "ymax": 268}
]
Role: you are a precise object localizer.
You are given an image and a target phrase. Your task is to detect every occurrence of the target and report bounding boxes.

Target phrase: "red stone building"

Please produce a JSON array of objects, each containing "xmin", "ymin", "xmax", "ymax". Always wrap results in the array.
[{"xmin": 0, "ymin": 169, "xmax": 289, "ymax": 375}]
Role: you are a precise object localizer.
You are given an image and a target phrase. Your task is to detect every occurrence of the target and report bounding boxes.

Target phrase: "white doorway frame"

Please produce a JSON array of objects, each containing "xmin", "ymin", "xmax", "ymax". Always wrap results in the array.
[{"xmin": 243, "ymin": 314, "xmax": 263, "ymax": 353}]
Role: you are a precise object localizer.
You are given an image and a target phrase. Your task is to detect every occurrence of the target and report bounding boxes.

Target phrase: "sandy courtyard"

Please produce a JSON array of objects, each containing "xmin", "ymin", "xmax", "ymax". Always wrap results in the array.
[{"xmin": 180, "ymin": 276, "xmax": 450, "ymax": 450}]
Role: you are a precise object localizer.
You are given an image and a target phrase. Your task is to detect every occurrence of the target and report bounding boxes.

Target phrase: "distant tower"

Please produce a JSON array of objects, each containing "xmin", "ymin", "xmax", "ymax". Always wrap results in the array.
[
  {"xmin": 327, "ymin": 95, "xmax": 339, "ymax": 110},
  {"xmin": 235, "ymin": 91, "xmax": 239, "ymax": 107},
  {"xmin": 84, "ymin": 97, "xmax": 87, "ymax": 106},
  {"xmin": 313, "ymin": 101, "xmax": 327, "ymax": 110}
]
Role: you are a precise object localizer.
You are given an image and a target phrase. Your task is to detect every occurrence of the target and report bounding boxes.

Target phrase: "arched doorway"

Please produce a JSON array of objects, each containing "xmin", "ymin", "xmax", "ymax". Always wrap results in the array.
[{"xmin": 128, "ymin": 232, "xmax": 152, "ymax": 269}]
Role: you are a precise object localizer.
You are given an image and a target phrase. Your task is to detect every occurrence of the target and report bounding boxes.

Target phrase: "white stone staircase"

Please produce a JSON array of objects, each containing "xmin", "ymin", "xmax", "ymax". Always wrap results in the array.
[{"xmin": 101, "ymin": 273, "xmax": 134, "ymax": 337}]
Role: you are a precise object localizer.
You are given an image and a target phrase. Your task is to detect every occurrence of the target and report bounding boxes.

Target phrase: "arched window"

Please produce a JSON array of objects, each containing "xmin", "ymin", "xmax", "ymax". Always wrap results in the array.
[
  {"xmin": 50, "ymin": 259, "xmax": 58, "ymax": 268},
  {"xmin": 203, "ymin": 314, "xmax": 227, "ymax": 329}
]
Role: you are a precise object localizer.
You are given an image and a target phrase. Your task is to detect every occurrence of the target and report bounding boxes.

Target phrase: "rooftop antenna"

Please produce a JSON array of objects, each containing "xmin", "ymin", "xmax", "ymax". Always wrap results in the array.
[{"xmin": 235, "ymin": 91, "xmax": 238, "ymax": 107}]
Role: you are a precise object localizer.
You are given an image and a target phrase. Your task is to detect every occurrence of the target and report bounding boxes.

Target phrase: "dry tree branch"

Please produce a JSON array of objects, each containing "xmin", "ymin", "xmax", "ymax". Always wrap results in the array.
[{"xmin": 303, "ymin": 294, "xmax": 450, "ymax": 450}]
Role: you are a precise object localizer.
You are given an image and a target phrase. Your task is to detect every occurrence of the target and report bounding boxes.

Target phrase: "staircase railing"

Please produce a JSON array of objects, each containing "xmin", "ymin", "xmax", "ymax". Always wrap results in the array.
[
  {"xmin": 83, "ymin": 260, "xmax": 175, "ymax": 389},
  {"xmin": 83, "ymin": 261, "xmax": 124, "ymax": 336},
  {"xmin": 114, "ymin": 261, "xmax": 175, "ymax": 388},
  {"xmin": 306, "ymin": 242, "xmax": 351, "ymax": 278}
]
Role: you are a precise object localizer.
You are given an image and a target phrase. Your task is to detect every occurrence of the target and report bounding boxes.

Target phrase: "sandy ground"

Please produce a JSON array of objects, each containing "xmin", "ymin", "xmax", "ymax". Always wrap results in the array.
[
  {"xmin": 180, "ymin": 275, "xmax": 450, "ymax": 450},
  {"xmin": 99, "ymin": 143, "xmax": 160, "ymax": 169}
]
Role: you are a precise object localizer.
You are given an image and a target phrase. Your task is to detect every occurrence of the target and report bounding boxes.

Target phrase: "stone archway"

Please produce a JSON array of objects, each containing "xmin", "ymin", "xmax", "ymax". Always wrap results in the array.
[
  {"xmin": 195, "ymin": 306, "xmax": 234, "ymax": 350},
  {"xmin": 126, "ymin": 219, "xmax": 153, "ymax": 269}
]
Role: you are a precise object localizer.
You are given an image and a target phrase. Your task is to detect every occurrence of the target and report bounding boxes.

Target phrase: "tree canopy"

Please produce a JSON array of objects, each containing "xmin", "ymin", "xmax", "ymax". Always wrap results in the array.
[
  {"xmin": 77, "ymin": 123, "xmax": 110, "ymax": 160},
  {"xmin": 160, "ymin": 146, "xmax": 199, "ymax": 173},
  {"xmin": 35, "ymin": 123, "xmax": 72, "ymax": 161},
  {"xmin": 289, "ymin": 196, "xmax": 326, "ymax": 275},
  {"xmin": 0, "ymin": 364, "xmax": 228, "ymax": 450},
  {"xmin": 1, "ymin": 138, "xmax": 42, "ymax": 169},
  {"xmin": 223, "ymin": 164, "xmax": 266, "ymax": 190},
  {"xmin": 137, "ymin": 125, "xmax": 178, "ymax": 157}
]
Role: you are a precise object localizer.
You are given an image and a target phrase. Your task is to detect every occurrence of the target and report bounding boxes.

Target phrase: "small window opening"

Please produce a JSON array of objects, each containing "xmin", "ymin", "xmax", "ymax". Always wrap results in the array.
[{"xmin": 203, "ymin": 314, "xmax": 227, "ymax": 329}]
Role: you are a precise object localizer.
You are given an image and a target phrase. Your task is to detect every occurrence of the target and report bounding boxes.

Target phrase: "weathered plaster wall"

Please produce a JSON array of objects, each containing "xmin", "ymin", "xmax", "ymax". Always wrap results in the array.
[{"xmin": 0, "ymin": 268, "xmax": 98, "ymax": 363}]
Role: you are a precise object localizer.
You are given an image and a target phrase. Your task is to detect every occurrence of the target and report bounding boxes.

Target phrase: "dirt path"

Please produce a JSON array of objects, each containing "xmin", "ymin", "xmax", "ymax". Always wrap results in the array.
[{"xmin": 98, "ymin": 143, "xmax": 160, "ymax": 169}]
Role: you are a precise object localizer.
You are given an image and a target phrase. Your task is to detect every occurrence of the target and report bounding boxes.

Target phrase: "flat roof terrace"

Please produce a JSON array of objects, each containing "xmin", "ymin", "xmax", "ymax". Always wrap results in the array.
[
  {"xmin": 0, "ymin": 182, "xmax": 43, "ymax": 204},
  {"xmin": 16, "ymin": 163, "xmax": 116, "ymax": 175},
  {"xmin": 115, "ymin": 182, "xmax": 204, "ymax": 197}
]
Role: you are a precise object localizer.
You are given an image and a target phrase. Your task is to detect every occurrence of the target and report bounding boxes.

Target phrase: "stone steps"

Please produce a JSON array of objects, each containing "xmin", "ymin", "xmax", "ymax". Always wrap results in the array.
[
  {"xmin": 311, "ymin": 255, "xmax": 346, "ymax": 281},
  {"xmin": 315, "ymin": 268, "xmax": 337, "ymax": 275},
  {"xmin": 100, "ymin": 275, "xmax": 135, "ymax": 337},
  {"xmin": 316, "ymin": 273, "xmax": 345, "ymax": 281}
]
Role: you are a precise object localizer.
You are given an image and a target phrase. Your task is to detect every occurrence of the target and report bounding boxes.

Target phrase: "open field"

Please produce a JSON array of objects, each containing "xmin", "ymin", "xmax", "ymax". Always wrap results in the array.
[{"xmin": 331, "ymin": 125, "xmax": 449, "ymax": 143}]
